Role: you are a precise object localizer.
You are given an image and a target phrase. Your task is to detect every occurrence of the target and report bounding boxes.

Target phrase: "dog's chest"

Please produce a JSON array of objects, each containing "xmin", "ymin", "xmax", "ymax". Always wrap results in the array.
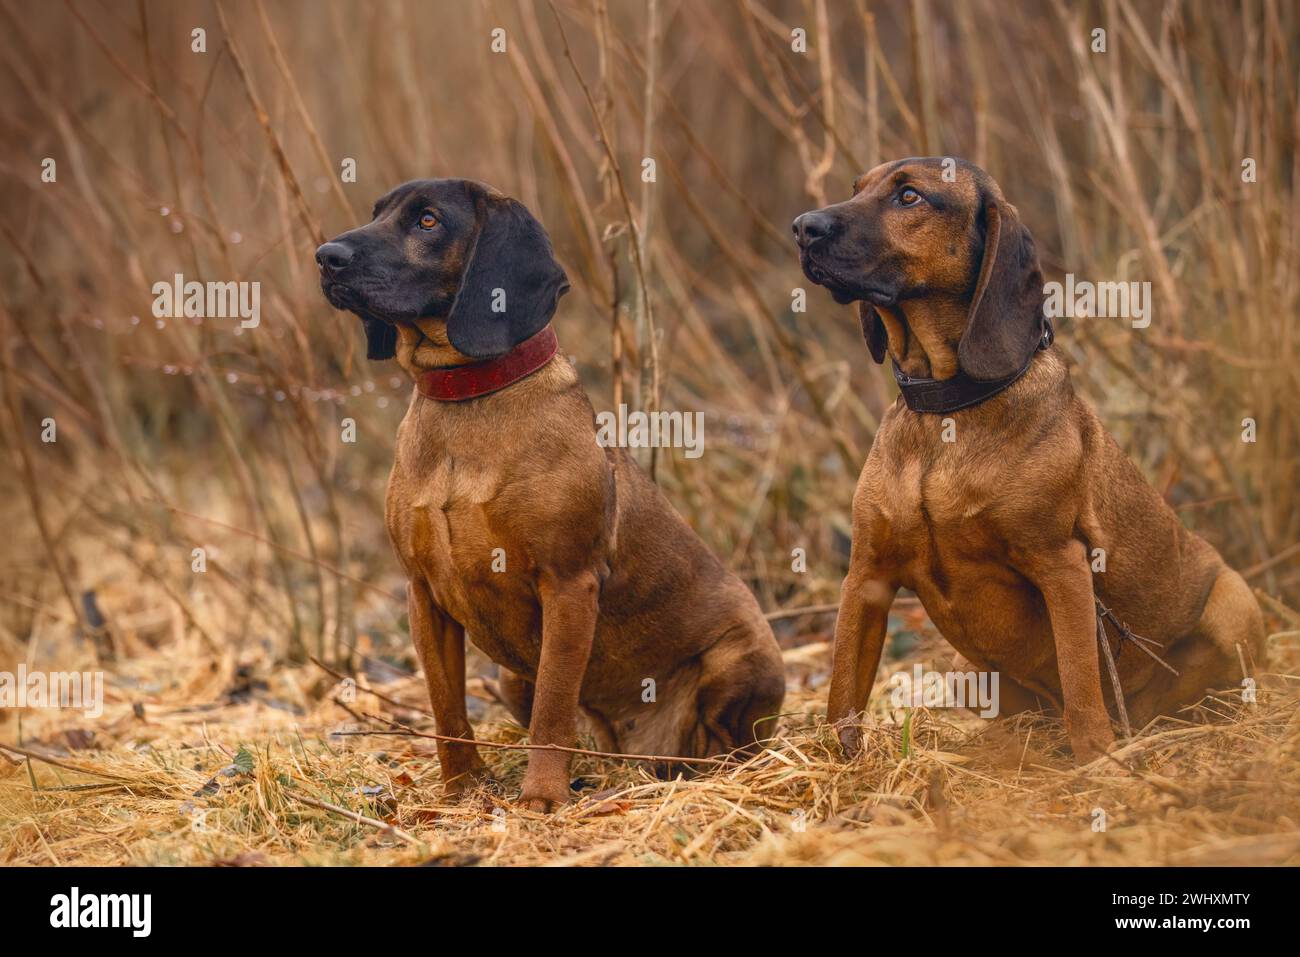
[
  {"xmin": 871, "ymin": 444, "xmax": 1055, "ymax": 665},
  {"xmin": 875, "ymin": 449, "xmax": 1006, "ymax": 554},
  {"xmin": 384, "ymin": 411, "xmax": 536, "ymax": 640},
  {"xmin": 387, "ymin": 445, "xmax": 495, "ymax": 567}
]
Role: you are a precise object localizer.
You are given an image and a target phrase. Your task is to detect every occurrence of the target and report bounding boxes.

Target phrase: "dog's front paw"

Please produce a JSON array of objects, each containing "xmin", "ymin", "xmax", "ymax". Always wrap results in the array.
[
  {"xmin": 838, "ymin": 725, "xmax": 863, "ymax": 759},
  {"xmin": 1074, "ymin": 744, "xmax": 1117, "ymax": 766},
  {"xmin": 829, "ymin": 713, "xmax": 866, "ymax": 759},
  {"xmin": 1070, "ymin": 722, "xmax": 1118, "ymax": 766},
  {"xmin": 520, "ymin": 780, "xmax": 572, "ymax": 816},
  {"xmin": 519, "ymin": 786, "xmax": 570, "ymax": 814},
  {"xmin": 519, "ymin": 771, "xmax": 571, "ymax": 813},
  {"xmin": 521, "ymin": 795, "xmax": 561, "ymax": 814}
]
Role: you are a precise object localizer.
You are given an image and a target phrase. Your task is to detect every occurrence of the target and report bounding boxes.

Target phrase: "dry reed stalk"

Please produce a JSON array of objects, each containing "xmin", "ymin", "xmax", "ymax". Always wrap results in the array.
[{"xmin": 547, "ymin": 1, "xmax": 661, "ymax": 473}]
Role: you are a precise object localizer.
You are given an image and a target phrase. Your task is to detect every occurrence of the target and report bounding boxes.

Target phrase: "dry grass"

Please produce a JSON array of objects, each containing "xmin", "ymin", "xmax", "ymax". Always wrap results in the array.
[
  {"xmin": 0, "ymin": 1, "xmax": 1297, "ymax": 865},
  {"xmin": 3, "ymin": 553, "xmax": 1298, "ymax": 867},
  {"xmin": 4, "ymin": 664, "xmax": 1300, "ymax": 867}
]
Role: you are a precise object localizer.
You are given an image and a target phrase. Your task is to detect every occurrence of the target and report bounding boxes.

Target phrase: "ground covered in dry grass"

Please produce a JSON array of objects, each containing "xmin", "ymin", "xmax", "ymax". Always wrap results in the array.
[
  {"xmin": 5, "ymin": 605, "xmax": 1298, "ymax": 867},
  {"xmin": 1, "ymin": 0, "xmax": 1297, "ymax": 870}
]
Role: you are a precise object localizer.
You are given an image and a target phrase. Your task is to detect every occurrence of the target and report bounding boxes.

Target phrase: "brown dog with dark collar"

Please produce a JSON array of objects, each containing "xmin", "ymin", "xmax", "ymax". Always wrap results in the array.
[
  {"xmin": 794, "ymin": 157, "xmax": 1264, "ymax": 762},
  {"xmin": 317, "ymin": 178, "xmax": 784, "ymax": 810}
]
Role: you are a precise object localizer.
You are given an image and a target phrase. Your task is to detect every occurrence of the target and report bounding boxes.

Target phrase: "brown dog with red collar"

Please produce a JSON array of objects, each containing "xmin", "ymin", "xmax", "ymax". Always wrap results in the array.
[
  {"xmin": 317, "ymin": 178, "xmax": 784, "ymax": 810},
  {"xmin": 794, "ymin": 157, "xmax": 1264, "ymax": 762}
]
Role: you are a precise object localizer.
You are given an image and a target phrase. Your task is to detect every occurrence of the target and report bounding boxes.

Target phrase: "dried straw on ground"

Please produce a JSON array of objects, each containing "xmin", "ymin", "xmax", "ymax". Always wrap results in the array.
[
  {"xmin": 1, "ymin": 1, "xmax": 1297, "ymax": 868},
  {"xmin": 4, "ymin": 586, "xmax": 1297, "ymax": 867}
]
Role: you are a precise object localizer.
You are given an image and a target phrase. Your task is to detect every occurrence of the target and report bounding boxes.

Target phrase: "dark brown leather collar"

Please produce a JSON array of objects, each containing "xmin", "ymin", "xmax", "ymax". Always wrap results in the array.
[{"xmin": 892, "ymin": 318, "xmax": 1054, "ymax": 415}]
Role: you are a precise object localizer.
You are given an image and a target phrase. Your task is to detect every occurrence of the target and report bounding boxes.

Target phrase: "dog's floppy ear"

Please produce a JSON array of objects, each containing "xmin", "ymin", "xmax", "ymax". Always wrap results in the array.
[
  {"xmin": 857, "ymin": 303, "xmax": 888, "ymax": 364},
  {"xmin": 956, "ymin": 193, "xmax": 1046, "ymax": 381},
  {"xmin": 361, "ymin": 317, "xmax": 397, "ymax": 361},
  {"xmin": 446, "ymin": 196, "xmax": 570, "ymax": 359}
]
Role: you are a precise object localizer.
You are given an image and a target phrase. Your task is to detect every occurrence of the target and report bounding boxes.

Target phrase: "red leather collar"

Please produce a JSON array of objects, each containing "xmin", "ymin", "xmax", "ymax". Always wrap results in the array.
[{"xmin": 416, "ymin": 326, "xmax": 559, "ymax": 401}]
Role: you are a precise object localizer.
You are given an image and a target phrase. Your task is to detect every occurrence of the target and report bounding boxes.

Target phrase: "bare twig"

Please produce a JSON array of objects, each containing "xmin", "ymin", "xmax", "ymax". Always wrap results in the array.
[
  {"xmin": 348, "ymin": 710, "xmax": 731, "ymax": 768},
  {"xmin": 1096, "ymin": 613, "xmax": 1133, "ymax": 739},
  {"xmin": 310, "ymin": 656, "xmax": 434, "ymax": 719},
  {"xmin": 1096, "ymin": 599, "xmax": 1180, "ymax": 677},
  {"xmin": 547, "ymin": 1, "xmax": 660, "ymax": 475},
  {"xmin": 214, "ymin": 0, "xmax": 325, "ymax": 246},
  {"xmin": 286, "ymin": 792, "xmax": 420, "ymax": 846},
  {"xmin": 0, "ymin": 743, "xmax": 132, "ymax": 782}
]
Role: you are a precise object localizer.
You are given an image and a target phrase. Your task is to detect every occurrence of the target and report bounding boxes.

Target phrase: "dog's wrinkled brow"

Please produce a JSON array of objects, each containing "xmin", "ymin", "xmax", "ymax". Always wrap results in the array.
[
  {"xmin": 372, "ymin": 185, "xmax": 418, "ymax": 219},
  {"xmin": 854, "ymin": 159, "xmax": 921, "ymax": 196}
]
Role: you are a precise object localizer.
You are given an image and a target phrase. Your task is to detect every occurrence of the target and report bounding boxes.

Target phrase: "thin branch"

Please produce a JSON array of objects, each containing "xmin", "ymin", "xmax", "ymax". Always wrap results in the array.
[
  {"xmin": 547, "ymin": 2, "xmax": 661, "ymax": 475},
  {"xmin": 349, "ymin": 710, "xmax": 730, "ymax": 768},
  {"xmin": 287, "ymin": 792, "xmax": 420, "ymax": 846},
  {"xmin": 214, "ymin": 0, "xmax": 325, "ymax": 246}
]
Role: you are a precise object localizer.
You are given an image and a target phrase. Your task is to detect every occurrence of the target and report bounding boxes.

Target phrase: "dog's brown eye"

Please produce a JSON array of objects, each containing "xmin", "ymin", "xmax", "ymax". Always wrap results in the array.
[
  {"xmin": 899, "ymin": 188, "xmax": 921, "ymax": 207},
  {"xmin": 417, "ymin": 210, "xmax": 438, "ymax": 230}
]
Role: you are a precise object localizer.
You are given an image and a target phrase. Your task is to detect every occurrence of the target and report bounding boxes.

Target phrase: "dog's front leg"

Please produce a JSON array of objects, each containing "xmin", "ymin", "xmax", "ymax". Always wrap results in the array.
[
  {"xmin": 407, "ymin": 579, "xmax": 487, "ymax": 796},
  {"xmin": 1019, "ymin": 542, "xmax": 1116, "ymax": 763},
  {"xmin": 520, "ymin": 569, "xmax": 599, "ymax": 812},
  {"xmin": 826, "ymin": 568, "xmax": 897, "ymax": 757}
]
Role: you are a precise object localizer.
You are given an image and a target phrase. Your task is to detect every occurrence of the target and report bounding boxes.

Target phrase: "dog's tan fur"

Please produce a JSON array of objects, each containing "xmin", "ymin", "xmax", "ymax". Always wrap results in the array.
[
  {"xmin": 387, "ymin": 334, "xmax": 784, "ymax": 808},
  {"xmin": 321, "ymin": 181, "xmax": 784, "ymax": 811},
  {"xmin": 796, "ymin": 159, "xmax": 1264, "ymax": 762}
]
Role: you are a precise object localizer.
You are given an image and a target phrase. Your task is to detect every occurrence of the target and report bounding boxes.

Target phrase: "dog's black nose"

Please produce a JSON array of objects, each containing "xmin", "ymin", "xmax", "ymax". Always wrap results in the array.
[
  {"xmin": 315, "ymin": 241, "xmax": 353, "ymax": 275},
  {"xmin": 792, "ymin": 211, "xmax": 837, "ymax": 248}
]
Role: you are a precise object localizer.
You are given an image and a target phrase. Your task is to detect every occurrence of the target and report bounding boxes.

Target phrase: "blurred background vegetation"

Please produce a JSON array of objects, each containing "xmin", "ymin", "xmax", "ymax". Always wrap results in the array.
[{"xmin": 0, "ymin": 0, "xmax": 1295, "ymax": 681}]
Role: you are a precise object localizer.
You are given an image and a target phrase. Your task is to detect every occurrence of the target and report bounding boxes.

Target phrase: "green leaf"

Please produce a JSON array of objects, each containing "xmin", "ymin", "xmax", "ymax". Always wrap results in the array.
[{"xmin": 233, "ymin": 746, "xmax": 255, "ymax": 775}]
